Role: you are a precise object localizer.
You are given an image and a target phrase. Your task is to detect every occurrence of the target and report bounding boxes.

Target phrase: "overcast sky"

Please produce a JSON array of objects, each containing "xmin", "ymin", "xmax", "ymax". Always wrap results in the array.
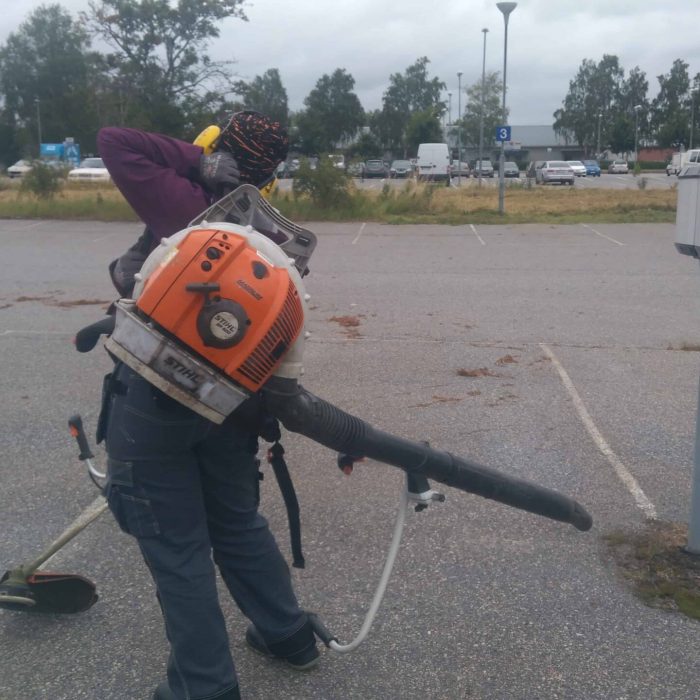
[{"xmin": 3, "ymin": 0, "xmax": 700, "ymax": 125}]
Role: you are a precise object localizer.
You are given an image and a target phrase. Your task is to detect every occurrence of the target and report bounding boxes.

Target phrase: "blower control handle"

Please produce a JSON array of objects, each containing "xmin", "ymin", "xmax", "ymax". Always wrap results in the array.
[
  {"xmin": 264, "ymin": 380, "xmax": 592, "ymax": 532},
  {"xmin": 68, "ymin": 415, "xmax": 94, "ymax": 461}
]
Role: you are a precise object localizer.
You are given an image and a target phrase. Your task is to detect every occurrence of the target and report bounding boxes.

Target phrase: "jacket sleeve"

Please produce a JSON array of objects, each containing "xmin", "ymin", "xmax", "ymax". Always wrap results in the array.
[{"xmin": 97, "ymin": 127, "xmax": 211, "ymax": 239}]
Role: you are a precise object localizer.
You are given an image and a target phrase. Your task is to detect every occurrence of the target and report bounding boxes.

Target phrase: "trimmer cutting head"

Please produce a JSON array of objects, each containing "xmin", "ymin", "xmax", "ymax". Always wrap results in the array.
[{"xmin": 0, "ymin": 569, "xmax": 98, "ymax": 614}]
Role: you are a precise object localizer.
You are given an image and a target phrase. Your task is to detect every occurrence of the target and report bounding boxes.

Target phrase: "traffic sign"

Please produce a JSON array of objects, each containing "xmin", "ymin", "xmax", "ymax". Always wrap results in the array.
[{"xmin": 495, "ymin": 125, "xmax": 511, "ymax": 142}]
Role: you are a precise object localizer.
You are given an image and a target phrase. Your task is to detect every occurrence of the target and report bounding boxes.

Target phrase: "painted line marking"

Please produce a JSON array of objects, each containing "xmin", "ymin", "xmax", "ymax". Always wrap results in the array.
[
  {"xmin": 469, "ymin": 224, "xmax": 486, "ymax": 246},
  {"xmin": 581, "ymin": 223, "xmax": 624, "ymax": 246},
  {"xmin": 352, "ymin": 222, "xmax": 366, "ymax": 245},
  {"xmin": 540, "ymin": 342, "xmax": 658, "ymax": 520},
  {"xmin": 0, "ymin": 330, "xmax": 73, "ymax": 337},
  {"xmin": 0, "ymin": 221, "xmax": 46, "ymax": 232}
]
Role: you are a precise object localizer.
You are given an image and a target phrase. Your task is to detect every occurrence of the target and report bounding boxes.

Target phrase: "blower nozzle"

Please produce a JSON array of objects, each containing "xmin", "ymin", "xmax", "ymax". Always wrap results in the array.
[{"xmin": 263, "ymin": 378, "xmax": 592, "ymax": 532}]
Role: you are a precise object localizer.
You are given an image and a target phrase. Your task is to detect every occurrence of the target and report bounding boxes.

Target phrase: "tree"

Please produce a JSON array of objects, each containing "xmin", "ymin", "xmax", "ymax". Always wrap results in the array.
[
  {"xmin": 82, "ymin": 0, "xmax": 247, "ymax": 134},
  {"xmin": 378, "ymin": 57, "xmax": 446, "ymax": 153},
  {"xmin": 652, "ymin": 59, "xmax": 692, "ymax": 148},
  {"xmin": 296, "ymin": 68, "xmax": 364, "ymax": 154},
  {"xmin": 233, "ymin": 68, "xmax": 289, "ymax": 125},
  {"xmin": 0, "ymin": 4, "xmax": 101, "ymax": 160},
  {"xmin": 404, "ymin": 109, "xmax": 443, "ymax": 155},
  {"xmin": 554, "ymin": 55, "xmax": 625, "ymax": 154},
  {"xmin": 456, "ymin": 71, "xmax": 505, "ymax": 150}
]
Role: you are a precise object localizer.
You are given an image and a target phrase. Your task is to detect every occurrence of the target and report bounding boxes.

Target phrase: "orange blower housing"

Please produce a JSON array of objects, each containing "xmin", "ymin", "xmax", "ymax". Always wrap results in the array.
[
  {"xmin": 106, "ymin": 202, "xmax": 314, "ymax": 424},
  {"xmin": 136, "ymin": 227, "xmax": 304, "ymax": 393}
]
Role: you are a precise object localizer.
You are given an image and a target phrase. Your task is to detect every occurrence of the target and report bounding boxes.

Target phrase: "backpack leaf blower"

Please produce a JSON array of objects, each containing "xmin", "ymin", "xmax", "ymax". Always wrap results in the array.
[{"xmin": 102, "ymin": 184, "xmax": 592, "ymax": 532}]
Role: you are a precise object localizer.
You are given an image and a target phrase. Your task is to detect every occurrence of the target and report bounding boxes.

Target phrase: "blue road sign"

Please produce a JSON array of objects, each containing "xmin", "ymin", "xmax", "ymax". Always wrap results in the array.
[{"xmin": 495, "ymin": 126, "xmax": 511, "ymax": 142}]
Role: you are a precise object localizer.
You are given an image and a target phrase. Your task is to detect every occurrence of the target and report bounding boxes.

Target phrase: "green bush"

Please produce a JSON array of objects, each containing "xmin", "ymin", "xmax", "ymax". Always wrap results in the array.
[
  {"xmin": 20, "ymin": 161, "xmax": 62, "ymax": 199},
  {"xmin": 639, "ymin": 161, "xmax": 667, "ymax": 170},
  {"xmin": 292, "ymin": 155, "xmax": 350, "ymax": 207}
]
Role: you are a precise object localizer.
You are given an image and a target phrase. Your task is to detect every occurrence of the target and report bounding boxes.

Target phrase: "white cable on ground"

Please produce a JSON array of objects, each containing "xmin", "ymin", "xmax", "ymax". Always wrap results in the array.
[{"xmin": 329, "ymin": 485, "xmax": 409, "ymax": 653}]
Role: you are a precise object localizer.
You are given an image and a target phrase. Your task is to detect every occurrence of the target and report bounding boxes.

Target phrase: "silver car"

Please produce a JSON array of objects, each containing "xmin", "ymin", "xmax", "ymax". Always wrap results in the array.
[
  {"xmin": 566, "ymin": 160, "xmax": 587, "ymax": 177},
  {"xmin": 471, "ymin": 159, "xmax": 494, "ymax": 177},
  {"xmin": 608, "ymin": 159, "xmax": 629, "ymax": 174},
  {"xmin": 536, "ymin": 161, "xmax": 575, "ymax": 185}
]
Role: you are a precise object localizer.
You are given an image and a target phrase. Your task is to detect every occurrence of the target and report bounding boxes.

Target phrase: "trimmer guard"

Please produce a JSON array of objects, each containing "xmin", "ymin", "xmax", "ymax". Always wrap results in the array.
[{"xmin": 0, "ymin": 571, "xmax": 98, "ymax": 614}]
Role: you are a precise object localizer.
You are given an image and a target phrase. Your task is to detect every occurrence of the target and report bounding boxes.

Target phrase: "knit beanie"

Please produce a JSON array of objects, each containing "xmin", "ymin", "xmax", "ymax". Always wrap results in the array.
[{"xmin": 218, "ymin": 110, "xmax": 289, "ymax": 185}]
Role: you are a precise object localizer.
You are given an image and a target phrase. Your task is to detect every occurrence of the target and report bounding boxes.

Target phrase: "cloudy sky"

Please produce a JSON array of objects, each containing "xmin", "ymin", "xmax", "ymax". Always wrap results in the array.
[{"xmin": 3, "ymin": 0, "xmax": 700, "ymax": 125}]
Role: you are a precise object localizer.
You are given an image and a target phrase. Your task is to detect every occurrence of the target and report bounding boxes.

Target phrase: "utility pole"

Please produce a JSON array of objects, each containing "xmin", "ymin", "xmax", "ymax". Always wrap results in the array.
[
  {"xmin": 457, "ymin": 71, "xmax": 463, "ymax": 185},
  {"xmin": 478, "ymin": 28, "xmax": 489, "ymax": 187}
]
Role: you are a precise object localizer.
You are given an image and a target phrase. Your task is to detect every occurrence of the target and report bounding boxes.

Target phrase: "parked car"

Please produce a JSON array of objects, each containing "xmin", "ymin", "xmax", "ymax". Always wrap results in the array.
[
  {"xmin": 7, "ymin": 159, "xmax": 32, "ymax": 178},
  {"xmin": 666, "ymin": 153, "xmax": 683, "ymax": 176},
  {"xmin": 536, "ymin": 161, "xmax": 575, "ymax": 185},
  {"xmin": 347, "ymin": 162, "xmax": 364, "ymax": 177},
  {"xmin": 389, "ymin": 159, "xmax": 413, "ymax": 178},
  {"xmin": 450, "ymin": 160, "xmax": 471, "ymax": 177},
  {"xmin": 471, "ymin": 159, "xmax": 494, "ymax": 177},
  {"xmin": 583, "ymin": 160, "xmax": 601, "ymax": 177},
  {"xmin": 608, "ymin": 159, "xmax": 629, "ymax": 174},
  {"xmin": 501, "ymin": 161, "xmax": 520, "ymax": 178},
  {"xmin": 67, "ymin": 157, "xmax": 110, "ymax": 182},
  {"xmin": 566, "ymin": 160, "xmax": 587, "ymax": 177},
  {"xmin": 364, "ymin": 159, "xmax": 388, "ymax": 178},
  {"xmin": 328, "ymin": 154, "xmax": 345, "ymax": 171}
]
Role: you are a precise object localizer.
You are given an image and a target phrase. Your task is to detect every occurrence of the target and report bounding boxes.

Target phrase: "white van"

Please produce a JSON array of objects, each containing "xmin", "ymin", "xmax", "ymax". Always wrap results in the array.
[
  {"xmin": 667, "ymin": 149, "xmax": 700, "ymax": 175},
  {"xmin": 416, "ymin": 143, "xmax": 451, "ymax": 184}
]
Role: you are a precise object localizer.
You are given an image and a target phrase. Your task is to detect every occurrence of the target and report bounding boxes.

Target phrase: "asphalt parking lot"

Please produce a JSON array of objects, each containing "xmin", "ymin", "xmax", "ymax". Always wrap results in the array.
[{"xmin": 1, "ymin": 217, "xmax": 699, "ymax": 699}]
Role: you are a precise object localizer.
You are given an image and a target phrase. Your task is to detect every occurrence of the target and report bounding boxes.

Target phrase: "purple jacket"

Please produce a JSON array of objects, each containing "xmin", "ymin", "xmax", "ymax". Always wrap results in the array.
[{"xmin": 98, "ymin": 127, "xmax": 211, "ymax": 240}]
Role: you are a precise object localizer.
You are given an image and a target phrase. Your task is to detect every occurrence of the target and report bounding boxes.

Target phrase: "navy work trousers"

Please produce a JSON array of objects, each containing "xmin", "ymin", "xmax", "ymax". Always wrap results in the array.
[{"xmin": 104, "ymin": 365, "xmax": 307, "ymax": 699}]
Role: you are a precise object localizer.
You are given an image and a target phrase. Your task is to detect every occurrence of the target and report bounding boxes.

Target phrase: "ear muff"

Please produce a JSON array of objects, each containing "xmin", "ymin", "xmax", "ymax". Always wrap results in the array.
[
  {"xmin": 258, "ymin": 174, "xmax": 278, "ymax": 200},
  {"xmin": 193, "ymin": 125, "xmax": 221, "ymax": 155},
  {"xmin": 194, "ymin": 124, "xmax": 278, "ymax": 199}
]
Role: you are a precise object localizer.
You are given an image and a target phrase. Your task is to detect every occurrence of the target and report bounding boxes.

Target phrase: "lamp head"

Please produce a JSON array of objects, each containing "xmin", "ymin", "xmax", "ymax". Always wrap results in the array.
[{"xmin": 496, "ymin": 2, "xmax": 517, "ymax": 18}]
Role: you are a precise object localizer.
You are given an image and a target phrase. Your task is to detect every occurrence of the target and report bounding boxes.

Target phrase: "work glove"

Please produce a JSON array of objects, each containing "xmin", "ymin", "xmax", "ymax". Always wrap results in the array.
[{"xmin": 198, "ymin": 151, "xmax": 241, "ymax": 194}]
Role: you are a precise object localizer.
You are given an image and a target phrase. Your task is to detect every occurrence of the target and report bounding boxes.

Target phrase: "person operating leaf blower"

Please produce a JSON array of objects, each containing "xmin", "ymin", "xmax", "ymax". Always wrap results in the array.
[{"xmin": 97, "ymin": 111, "xmax": 318, "ymax": 700}]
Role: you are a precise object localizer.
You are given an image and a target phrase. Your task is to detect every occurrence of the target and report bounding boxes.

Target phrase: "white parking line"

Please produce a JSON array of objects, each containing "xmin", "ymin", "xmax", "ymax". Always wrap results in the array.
[
  {"xmin": 581, "ymin": 223, "xmax": 624, "ymax": 246},
  {"xmin": 352, "ymin": 223, "xmax": 366, "ymax": 245},
  {"xmin": 0, "ymin": 329, "xmax": 72, "ymax": 337},
  {"xmin": 540, "ymin": 343, "xmax": 658, "ymax": 520},
  {"xmin": 469, "ymin": 224, "xmax": 486, "ymax": 245}
]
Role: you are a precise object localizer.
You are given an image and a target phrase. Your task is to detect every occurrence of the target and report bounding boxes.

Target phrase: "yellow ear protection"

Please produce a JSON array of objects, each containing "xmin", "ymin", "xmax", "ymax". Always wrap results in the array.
[
  {"xmin": 193, "ymin": 125, "xmax": 221, "ymax": 155},
  {"xmin": 193, "ymin": 124, "xmax": 278, "ymax": 198}
]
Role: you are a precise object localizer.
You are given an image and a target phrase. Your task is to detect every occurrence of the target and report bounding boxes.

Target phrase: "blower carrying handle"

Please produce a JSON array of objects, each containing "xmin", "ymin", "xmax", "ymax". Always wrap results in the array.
[
  {"xmin": 74, "ymin": 315, "xmax": 116, "ymax": 353},
  {"xmin": 263, "ymin": 379, "xmax": 592, "ymax": 532}
]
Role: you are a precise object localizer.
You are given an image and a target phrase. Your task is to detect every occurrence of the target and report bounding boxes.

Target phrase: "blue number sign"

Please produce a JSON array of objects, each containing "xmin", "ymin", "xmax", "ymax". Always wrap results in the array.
[{"xmin": 495, "ymin": 126, "xmax": 511, "ymax": 142}]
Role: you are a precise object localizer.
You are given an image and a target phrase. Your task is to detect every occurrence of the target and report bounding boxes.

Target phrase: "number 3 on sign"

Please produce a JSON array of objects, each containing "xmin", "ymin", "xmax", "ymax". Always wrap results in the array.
[{"xmin": 495, "ymin": 126, "xmax": 511, "ymax": 142}]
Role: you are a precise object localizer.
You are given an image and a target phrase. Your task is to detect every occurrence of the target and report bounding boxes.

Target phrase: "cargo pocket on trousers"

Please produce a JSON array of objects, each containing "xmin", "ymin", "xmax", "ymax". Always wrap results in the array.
[{"xmin": 106, "ymin": 485, "xmax": 161, "ymax": 538}]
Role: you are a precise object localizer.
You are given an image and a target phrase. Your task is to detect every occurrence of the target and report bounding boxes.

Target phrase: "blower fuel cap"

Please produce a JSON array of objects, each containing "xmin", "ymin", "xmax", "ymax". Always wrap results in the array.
[{"xmin": 196, "ymin": 298, "xmax": 249, "ymax": 349}]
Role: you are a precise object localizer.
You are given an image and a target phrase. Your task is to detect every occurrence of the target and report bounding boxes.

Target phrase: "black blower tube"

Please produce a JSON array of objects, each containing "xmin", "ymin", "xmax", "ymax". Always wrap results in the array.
[{"xmin": 263, "ymin": 377, "xmax": 592, "ymax": 532}]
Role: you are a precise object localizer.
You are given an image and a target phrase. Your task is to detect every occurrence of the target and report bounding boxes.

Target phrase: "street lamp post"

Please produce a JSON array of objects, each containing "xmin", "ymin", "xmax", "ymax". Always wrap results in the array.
[
  {"xmin": 448, "ymin": 92, "xmax": 452, "ymax": 128},
  {"xmin": 35, "ymin": 98, "xmax": 42, "ymax": 154},
  {"xmin": 496, "ymin": 2, "xmax": 517, "ymax": 215},
  {"xmin": 597, "ymin": 112, "xmax": 602, "ymax": 158},
  {"xmin": 691, "ymin": 93, "xmax": 696, "ymax": 149},
  {"xmin": 457, "ymin": 71, "xmax": 463, "ymax": 185},
  {"xmin": 478, "ymin": 28, "xmax": 489, "ymax": 187},
  {"xmin": 634, "ymin": 104, "xmax": 642, "ymax": 169}
]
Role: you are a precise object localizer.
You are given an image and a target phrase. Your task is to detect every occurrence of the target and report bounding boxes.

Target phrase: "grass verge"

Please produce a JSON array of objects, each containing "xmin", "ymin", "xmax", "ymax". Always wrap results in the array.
[
  {"xmin": 0, "ymin": 178, "xmax": 678, "ymax": 225},
  {"xmin": 603, "ymin": 521, "xmax": 700, "ymax": 620}
]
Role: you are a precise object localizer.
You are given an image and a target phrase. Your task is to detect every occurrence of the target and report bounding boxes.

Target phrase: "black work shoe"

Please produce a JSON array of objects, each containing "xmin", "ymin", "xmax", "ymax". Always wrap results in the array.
[
  {"xmin": 246, "ymin": 622, "xmax": 320, "ymax": 670},
  {"xmin": 152, "ymin": 680, "xmax": 241, "ymax": 700}
]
